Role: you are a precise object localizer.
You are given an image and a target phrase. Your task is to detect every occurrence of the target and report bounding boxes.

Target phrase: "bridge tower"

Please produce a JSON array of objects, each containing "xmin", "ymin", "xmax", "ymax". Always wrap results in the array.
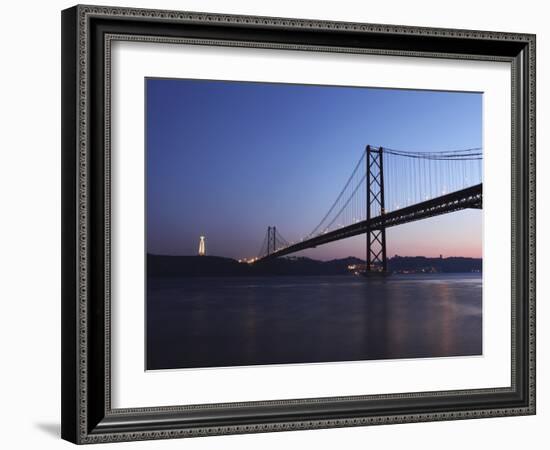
[
  {"xmin": 365, "ymin": 145, "xmax": 387, "ymax": 272},
  {"xmin": 266, "ymin": 226, "xmax": 277, "ymax": 256}
]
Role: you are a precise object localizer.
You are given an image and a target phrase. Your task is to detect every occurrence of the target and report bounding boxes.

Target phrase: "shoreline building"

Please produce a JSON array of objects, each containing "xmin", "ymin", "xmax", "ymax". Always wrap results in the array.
[{"xmin": 198, "ymin": 236, "xmax": 206, "ymax": 256}]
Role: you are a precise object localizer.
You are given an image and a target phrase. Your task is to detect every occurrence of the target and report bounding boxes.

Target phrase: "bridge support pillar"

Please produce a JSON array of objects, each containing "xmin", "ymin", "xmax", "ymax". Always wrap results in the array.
[
  {"xmin": 266, "ymin": 226, "xmax": 277, "ymax": 256},
  {"xmin": 366, "ymin": 145, "xmax": 387, "ymax": 273}
]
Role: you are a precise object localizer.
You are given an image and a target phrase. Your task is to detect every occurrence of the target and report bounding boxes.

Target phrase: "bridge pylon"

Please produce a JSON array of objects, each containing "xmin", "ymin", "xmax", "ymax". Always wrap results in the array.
[
  {"xmin": 366, "ymin": 145, "xmax": 387, "ymax": 272},
  {"xmin": 266, "ymin": 226, "xmax": 277, "ymax": 256}
]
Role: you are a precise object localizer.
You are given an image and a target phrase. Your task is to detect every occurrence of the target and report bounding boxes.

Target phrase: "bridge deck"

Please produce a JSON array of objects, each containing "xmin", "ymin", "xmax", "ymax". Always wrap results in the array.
[{"xmin": 258, "ymin": 183, "xmax": 482, "ymax": 262}]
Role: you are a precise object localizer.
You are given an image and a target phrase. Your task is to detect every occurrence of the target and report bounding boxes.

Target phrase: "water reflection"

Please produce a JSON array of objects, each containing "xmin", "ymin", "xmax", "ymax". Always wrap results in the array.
[{"xmin": 147, "ymin": 274, "xmax": 482, "ymax": 370}]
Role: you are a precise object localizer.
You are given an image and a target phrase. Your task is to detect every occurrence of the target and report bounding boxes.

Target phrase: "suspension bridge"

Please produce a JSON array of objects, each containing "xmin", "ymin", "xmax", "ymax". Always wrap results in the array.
[{"xmin": 253, "ymin": 145, "xmax": 482, "ymax": 273}]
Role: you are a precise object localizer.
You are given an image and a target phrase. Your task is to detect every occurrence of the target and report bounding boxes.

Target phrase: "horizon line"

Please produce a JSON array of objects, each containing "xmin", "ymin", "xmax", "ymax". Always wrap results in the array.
[{"xmin": 147, "ymin": 253, "xmax": 482, "ymax": 261}]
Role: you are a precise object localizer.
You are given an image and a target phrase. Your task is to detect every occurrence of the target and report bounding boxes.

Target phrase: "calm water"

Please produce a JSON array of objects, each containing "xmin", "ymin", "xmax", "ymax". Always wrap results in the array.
[{"xmin": 146, "ymin": 274, "xmax": 482, "ymax": 370}]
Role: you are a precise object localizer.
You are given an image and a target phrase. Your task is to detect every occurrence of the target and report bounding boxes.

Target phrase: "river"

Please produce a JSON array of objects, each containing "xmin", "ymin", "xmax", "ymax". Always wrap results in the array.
[{"xmin": 146, "ymin": 273, "xmax": 482, "ymax": 370}]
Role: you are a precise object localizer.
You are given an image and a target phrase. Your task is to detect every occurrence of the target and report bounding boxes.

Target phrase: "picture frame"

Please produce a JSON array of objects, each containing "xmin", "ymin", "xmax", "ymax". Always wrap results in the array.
[{"xmin": 61, "ymin": 4, "xmax": 536, "ymax": 444}]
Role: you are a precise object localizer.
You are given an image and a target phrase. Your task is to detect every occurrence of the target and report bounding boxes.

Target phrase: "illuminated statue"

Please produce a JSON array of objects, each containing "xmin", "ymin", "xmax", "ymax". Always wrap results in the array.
[{"xmin": 198, "ymin": 236, "xmax": 206, "ymax": 256}]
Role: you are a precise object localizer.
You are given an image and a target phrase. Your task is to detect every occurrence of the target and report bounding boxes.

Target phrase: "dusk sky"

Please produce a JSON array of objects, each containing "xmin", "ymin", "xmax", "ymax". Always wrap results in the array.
[{"xmin": 146, "ymin": 78, "xmax": 482, "ymax": 261}]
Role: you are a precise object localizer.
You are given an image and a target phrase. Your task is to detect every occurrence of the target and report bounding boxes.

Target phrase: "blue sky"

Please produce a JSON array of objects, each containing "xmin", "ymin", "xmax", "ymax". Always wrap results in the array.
[{"xmin": 146, "ymin": 78, "xmax": 482, "ymax": 260}]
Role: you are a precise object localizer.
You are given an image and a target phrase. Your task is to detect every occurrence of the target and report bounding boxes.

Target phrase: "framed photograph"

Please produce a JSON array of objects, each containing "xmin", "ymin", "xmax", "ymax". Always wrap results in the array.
[{"xmin": 61, "ymin": 5, "xmax": 536, "ymax": 444}]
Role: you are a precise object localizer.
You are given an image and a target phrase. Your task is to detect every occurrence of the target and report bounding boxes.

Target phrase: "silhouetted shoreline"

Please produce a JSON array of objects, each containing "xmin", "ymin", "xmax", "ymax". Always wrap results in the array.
[{"xmin": 147, "ymin": 254, "xmax": 482, "ymax": 277}]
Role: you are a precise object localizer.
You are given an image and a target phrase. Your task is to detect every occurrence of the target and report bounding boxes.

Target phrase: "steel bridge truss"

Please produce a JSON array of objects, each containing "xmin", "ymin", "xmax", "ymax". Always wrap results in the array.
[{"xmin": 258, "ymin": 183, "xmax": 482, "ymax": 262}]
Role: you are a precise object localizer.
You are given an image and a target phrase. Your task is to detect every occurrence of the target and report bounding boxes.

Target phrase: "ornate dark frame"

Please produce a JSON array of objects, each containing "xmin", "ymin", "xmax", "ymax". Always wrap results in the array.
[{"xmin": 61, "ymin": 4, "xmax": 536, "ymax": 444}]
